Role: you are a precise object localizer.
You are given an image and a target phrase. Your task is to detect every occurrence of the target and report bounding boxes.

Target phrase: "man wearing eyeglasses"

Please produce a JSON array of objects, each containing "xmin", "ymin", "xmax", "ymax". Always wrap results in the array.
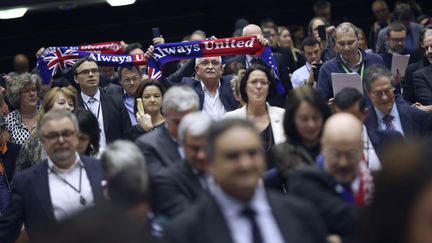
[
  {"xmin": 105, "ymin": 66, "xmax": 143, "ymax": 126},
  {"xmin": 165, "ymin": 118, "xmax": 327, "ymax": 243},
  {"xmin": 364, "ymin": 64, "xmax": 432, "ymax": 137},
  {"xmin": 0, "ymin": 110, "xmax": 104, "ymax": 243},
  {"xmin": 73, "ymin": 57, "xmax": 132, "ymax": 148},
  {"xmin": 290, "ymin": 113, "xmax": 371, "ymax": 242}
]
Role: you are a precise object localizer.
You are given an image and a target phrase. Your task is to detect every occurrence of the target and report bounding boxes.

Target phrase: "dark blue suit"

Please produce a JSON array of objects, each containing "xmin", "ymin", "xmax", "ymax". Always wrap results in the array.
[
  {"xmin": 364, "ymin": 104, "xmax": 432, "ymax": 138},
  {"xmin": 0, "ymin": 156, "xmax": 104, "ymax": 243}
]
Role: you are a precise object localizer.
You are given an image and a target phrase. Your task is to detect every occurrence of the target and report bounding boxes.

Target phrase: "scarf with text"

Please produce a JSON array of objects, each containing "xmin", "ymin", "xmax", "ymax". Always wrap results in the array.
[{"xmin": 147, "ymin": 36, "xmax": 284, "ymax": 94}]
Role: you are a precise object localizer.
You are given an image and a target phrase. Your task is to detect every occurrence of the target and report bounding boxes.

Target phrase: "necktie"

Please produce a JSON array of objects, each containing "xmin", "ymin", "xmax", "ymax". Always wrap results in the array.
[
  {"xmin": 87, "ymin": 97, "xmax": 98, "ymax": 117},
  {"xmin": 241, "ymin": 206, "xmax": 263, "ymax": 243},
  {"xmin": 382, "ymin": 114, "xmax": 394, "ymax": 130}
]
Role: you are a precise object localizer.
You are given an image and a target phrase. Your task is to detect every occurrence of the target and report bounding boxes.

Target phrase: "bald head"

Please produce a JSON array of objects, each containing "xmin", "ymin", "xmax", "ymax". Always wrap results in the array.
[
  {"xmin": 13, "ymin": 54, "xmax": 30, "ymax": 74},
  {"xmin": 322, "ymin": 113, "xmax": 363, "ymax": 144},
  {"xmin": 322, "ymin": 113, "xmax": 363, "ymax": 184},
  {"xmin": 242, "ymin": 24, "xmax": 262, "ymax": 36}
]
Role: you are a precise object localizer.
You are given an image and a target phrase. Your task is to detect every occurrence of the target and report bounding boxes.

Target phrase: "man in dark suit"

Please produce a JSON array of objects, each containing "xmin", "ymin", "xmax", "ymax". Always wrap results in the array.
[
  {"xmin": 160, "ymin": 56, "xmax": 239, "ymax": 120},
  {"xmin": 153, "ymin": 112, "xmax": 212, "ymax": 218},
  {"xmin": 135, "ymin": 85, "xmax": 199, "ymax": 175},
  {"xmin": 403, "ymin": 29, "xmax": 432, "ymax": 104},
  {"xmin": 363, "ymin": 64, "xmax": 432, "ymax": 138},
  {"xmin": 290, "ymin": 113, "xmax": 371, "ymax": 241},
  {"xmin": 73, "ymin": 57, "xmax": 132, "ymax": 148},
  {"xmin": 165, "ymin": 118, "xmax": 327, "ymax": 243},
  {"xmin": 225, "ymin": 24, "xmax": 292, "ymax": 107},
  {"xmin": 334, "ymin": 87, "xmax": 404, "ymax": 171},
  {"xmin": 0, "ymin": 110, "xmax": 104, "ymax": 243},
  {"xmin": 105, "ymin": 66, "xmax": 144, "ymax": 126}
]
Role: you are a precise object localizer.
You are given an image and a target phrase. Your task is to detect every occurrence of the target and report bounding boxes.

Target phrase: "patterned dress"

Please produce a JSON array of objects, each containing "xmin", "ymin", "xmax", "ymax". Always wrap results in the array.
[{"xmin": 5, "ymin": 109, "xmax": 37, "ymax": 145}]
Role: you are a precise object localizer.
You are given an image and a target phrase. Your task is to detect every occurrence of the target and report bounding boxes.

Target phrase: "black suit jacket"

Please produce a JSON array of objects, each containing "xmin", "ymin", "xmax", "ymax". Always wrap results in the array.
[
  {"xmin": 364, "ymin": 103, "xmax": 432, "ymax": 138},
  {"xmin": 225, "ymin": 53, "xmax": 293, "ymax": 92},
  {"xmin": 152, "ymin": 161, "xmax": 204, "ymax": 218},
  {"xmin": 290, "ymin": 166, "xmax": 360, "ymax": 238},
  {"xmin": 2, "ymin": 142, "xmax": 21, "ymax": 183},
  {"xmin": 77, "ymin": 88, "xmax": 132, "ymax": 143},
  {"xmin": 135, "ymin": 125, "xmax": 181, "ymax": 175},
  {"xmin": 403, "ymin": 56, "xmax": 430, "ymax": 104},
  {"xmin": 413, "ymin": 65, "xmax": 432, "ymax": 105},
  {"xmin": 0, "ymin": 156, "xmax": 103, "ymax": 243},
  {"xmin": 179, "ymin": 75, "xmax": 240, "ymax": 112},
  {"xmin": 104, "ymin": 83, "xmax": 124, "ymax": 106},
  {"xmin": 366, "ymin": 128, "xmax": 404, "ymax": 160},
  {"xmin": 165, "ymin": 190, "xmax": 327, "ymax": 243}
]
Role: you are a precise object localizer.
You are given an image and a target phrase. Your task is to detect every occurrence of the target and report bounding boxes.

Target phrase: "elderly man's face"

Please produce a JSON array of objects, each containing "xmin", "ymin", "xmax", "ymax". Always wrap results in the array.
[
  {"xmin": 423, "ymin": 35, "xmax": 432, "ymax": 64},
  {"xmin": 322, "ymin": 130, "xmax": 362, "ymax": 185},
  {"xmin": 195, "ymin": 57, "xmax": 223, "ymax": 82},
  {"xmin": 165, "ymin": 107, "xmax": 198, "ymax": 140},
  {"xmin": 368, "ymin": 76, "xmax": 395, "ymax": 114},
  {"xmin": 209, "ymin": 126, "xmax": 265, "ymax": 200},
  {"xmin": 184, "ymin": 133, "xmax": 208, "ymax": 172},
  {"xmin": 74, "ymin": 61, "xmax": 100, "ymax": 95},
  {"xmin": 40, "ymin": 117, "xmax": 79, "ymax": 169}
]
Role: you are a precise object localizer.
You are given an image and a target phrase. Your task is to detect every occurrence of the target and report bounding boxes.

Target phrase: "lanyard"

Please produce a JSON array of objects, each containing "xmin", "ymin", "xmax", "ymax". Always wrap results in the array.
[
  {"xmin": 83, "ymin": 98, "xmax": 101, "ymax": 120},
  {"xmin": 340, "ymin": 61, "xmax": 365, "ymax": 80},
  {"xmin": 49, "ymin": 164, "xmax": 87, "ymax": 206}
]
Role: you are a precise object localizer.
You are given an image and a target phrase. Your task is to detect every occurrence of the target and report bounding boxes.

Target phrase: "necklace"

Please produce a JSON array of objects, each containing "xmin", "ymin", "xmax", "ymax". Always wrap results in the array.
[{"xmin": 21, "ymin": 112, "xmax": 37, "ymax": 118}]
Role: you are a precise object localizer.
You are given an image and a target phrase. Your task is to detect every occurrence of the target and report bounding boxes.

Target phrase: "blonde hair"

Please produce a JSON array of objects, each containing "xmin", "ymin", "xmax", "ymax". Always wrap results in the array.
[{"xmin": 39, "ymin": 86, "xmax": 77, "ymax": 121}]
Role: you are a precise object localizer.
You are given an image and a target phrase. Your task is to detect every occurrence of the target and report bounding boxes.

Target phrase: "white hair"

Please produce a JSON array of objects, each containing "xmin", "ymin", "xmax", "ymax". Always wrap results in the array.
[
  {"xmin": 162, "ymin": 85, "xmax": 199, "ymax": 114},
  {"xmin": 178, "ymin": 111, "xmax": 213, "ymax": 145}
]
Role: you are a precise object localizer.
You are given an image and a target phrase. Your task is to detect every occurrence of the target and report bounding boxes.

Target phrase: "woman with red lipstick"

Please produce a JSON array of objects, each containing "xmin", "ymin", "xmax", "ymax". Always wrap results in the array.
[
  {"xmin": 5, "ymin": 73, "xmax": 41, "ymax": 145},
  {"xmin": 224, "ymin": 64, "xmax": 285, "ymax": 169}
]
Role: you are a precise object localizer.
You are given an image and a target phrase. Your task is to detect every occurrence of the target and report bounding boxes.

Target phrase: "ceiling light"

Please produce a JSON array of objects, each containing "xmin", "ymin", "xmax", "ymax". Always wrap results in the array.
[
  {"xmin": 106, "ymin": 0, "xmax": 136, "ymax": 7},
  {"xmin": 0, "ymin": 7, "xmax": 28, "ymax": 19}
]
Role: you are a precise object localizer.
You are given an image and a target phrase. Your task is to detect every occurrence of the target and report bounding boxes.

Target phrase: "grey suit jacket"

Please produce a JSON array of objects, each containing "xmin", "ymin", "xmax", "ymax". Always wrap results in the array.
[
  {"xmin": 135, "ymin": 125, "xmax": 181, "ymax": 174},
  {"xmin": 375, "ymin": 22, "xmax": 423, "ymax": 54},
  {"xmin": 164, "ymin": 190, "xmax": 328, "ymax": 243}
]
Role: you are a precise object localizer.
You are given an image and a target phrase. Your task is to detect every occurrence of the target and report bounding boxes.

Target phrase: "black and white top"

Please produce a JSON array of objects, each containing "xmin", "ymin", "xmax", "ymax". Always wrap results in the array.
[{"xmin": 5, "ymin": 110, "xmax": 37, "ymax": 145}]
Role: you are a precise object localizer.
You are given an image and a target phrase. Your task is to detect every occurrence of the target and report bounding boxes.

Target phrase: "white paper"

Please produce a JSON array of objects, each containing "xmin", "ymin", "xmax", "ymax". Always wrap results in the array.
[
  {"xmin": 391, "ymin": 53, "xmax": 410, "ymax": 77},
  {"xmin": 331, "ymin": 73, "xmax": 363, "ymax": 96}
]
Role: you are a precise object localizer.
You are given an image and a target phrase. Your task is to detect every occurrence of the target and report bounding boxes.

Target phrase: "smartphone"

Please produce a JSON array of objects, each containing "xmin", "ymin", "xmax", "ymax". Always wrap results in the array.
[
  {"xmin": 313, "ymin": 63, "xmax": 323, "ymax": 81},
  {"xmin": 317, "ymin": 25, "xmax": 327, "ymax": 40},
  {"xmin": 263, "ymin": 31, "xmax": 271, "ymax": 38},
  {"xmin": 152, "ymin": 27, "xmax": 161, "ymax": 38},
  {"xmin": 136, "ymin": 98, "xmax": 145, "ymax": 114}
]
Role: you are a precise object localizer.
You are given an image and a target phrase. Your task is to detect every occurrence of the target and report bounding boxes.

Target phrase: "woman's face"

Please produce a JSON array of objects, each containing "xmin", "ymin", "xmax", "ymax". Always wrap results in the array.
[
  {"xmin": 20, "ymin": 83, "xmax": 38, "ymax": 109},
  {"xmin": 50, "ymin": 93, "xmax": 74, "ymax": 112},
  {"xmin": 76, "ymin": 132, "xmax": 90, "ymax": 155},
  {"xmin": 279, "ymin": 29, "xmax": 292, "ymax": 49},
  {"xmin": 246, "ymin": 70, "xmax": 269, "ymax": 105},
  {"xmin": 294, "ymin": 101, "xmax": 323, "ymax": 144},
  {"xmin": 358, "ymin": 33, "xmax": 367, "ymax": 50},
  {"xmin": 407, "ymin": 182, "xmax": 432, "ymax": 243},
  {"xmin": 142, "ymin": 85, "xmax": 162, "ymax": 114}
]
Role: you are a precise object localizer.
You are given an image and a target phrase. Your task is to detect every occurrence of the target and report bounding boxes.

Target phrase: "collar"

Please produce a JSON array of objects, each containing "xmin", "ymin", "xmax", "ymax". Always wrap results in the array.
[
  {"xmin": 208, "ymin": 178, "xmax": 271, "ymax": 219},
  {"xmin": 81, "ymin": 89, "xmax": 101, "ymax": 103},
  {"xmin": 340, "ymin": 49, "xmax": 363, "ymax": 68},
  {"xmin": 200, "ymin": 81, "xmax": 221, "ymax": 95},
  {"xmin": 305, "ymin": 62, "xmax": 312, "ymax": 72},
  {"xmin": 374, "ymin": 102, "xmax": 397, "ymax": 121},
  {"xmin": 47, "ymin": 152, "xmax": 82, "ymax": 174}
]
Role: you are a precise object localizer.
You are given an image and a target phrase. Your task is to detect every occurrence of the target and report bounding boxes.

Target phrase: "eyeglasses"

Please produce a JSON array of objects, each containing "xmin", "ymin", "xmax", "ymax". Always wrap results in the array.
[
  {"xmin": 76, "ymin": 68, "xmax": 99, "ymax": 76},
  {"xmin": 42, "ymin": 130, "xmax": 76, "ymax": 142},
  {"xmin": 222, "ymin": 148, "xmax": 263, "ymax": 160},
  {"xmin": 122, "ymin": 75, "xmax": 141, "ymax": 84},
  {"xmin": 198, "ymin": 60, "xmax": 221, "ymax": 67},
  {"xmin": 21, "ymin": 87, "xmax": 37, "ymax": 94},
  {"xmin": 389, "ymin": 37, "xmax": 406, "ymax": 43},
  {"xmin": 370, "ymin": 88, "xmax": 394, "ymax": 98},
  {"xmin": 326, "ymin": 148, "xmax": 361, "ymax": 161}
]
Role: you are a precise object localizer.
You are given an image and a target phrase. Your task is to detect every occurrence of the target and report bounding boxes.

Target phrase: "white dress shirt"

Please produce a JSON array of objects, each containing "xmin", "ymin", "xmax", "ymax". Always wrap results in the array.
[
  {"xmin": 208, "ymin": 179, "xmax": 285, "ymax": 243},
  {"xmin": 48, "ymin": 153, "xmax": 94, "ymax": 221},
  {"xmin": 201, "ymin": 81, "xmax": 226, "ymax": 120},
  {"xmin": 374, "ymin": 104, "xmax": 405, "ymax": 136},
  {"xmin": 81, "ymin": 90, "xmax": 107, "ymax": 148},
  {"xmin": 291, "ymin": 63, "xmax": 311, "ymax": 88},
  {"xmin": 362, "ymin": 125, "xmax": 381, "ymax": 171}
]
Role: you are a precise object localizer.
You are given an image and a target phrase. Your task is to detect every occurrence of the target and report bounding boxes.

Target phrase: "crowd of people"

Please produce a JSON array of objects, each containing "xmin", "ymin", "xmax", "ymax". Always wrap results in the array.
[{"xmin": 0, "ymin": 0, "xmax": 432, "ymax": 242}]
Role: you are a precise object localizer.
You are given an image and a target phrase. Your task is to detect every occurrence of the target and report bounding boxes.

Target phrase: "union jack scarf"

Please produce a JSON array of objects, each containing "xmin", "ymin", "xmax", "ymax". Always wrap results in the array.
[
  {"xmin": 37, "ymin": 37, "xmax": 284, "ymax": 94},
  {"xmin": 147, "ymin": 36, "xmax": 284, "ymax": 94}
]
